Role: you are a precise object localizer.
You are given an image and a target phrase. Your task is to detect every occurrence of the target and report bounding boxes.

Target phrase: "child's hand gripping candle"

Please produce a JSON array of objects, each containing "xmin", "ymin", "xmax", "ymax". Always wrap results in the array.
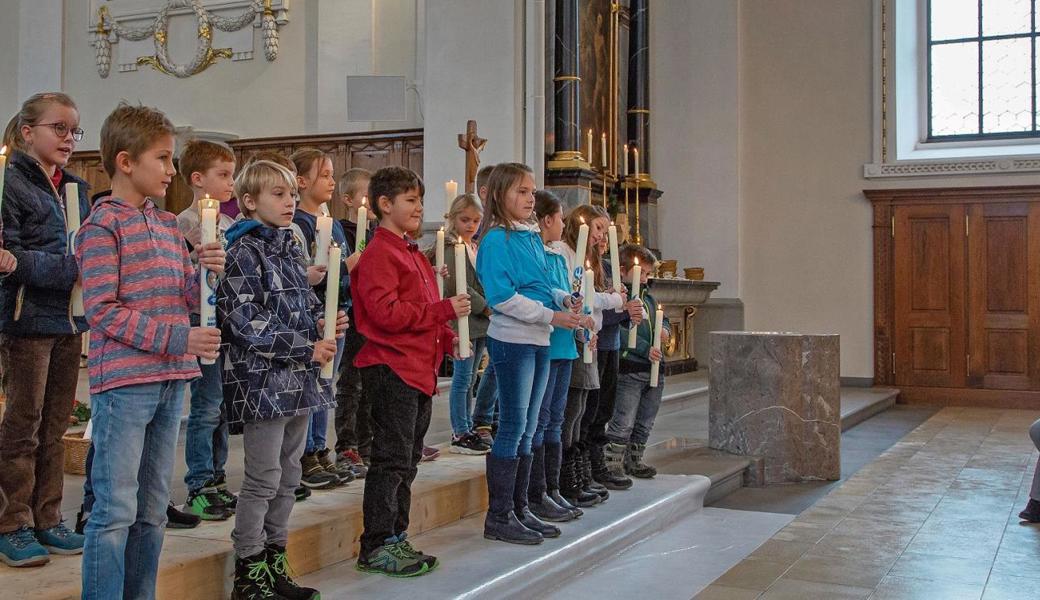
[
  {"xmin": 582, "ymin": 264, "xmax": 594, "ymax": 364},
  {"xmin": 435, "ymin": 226, "xmax": 445, "ymax": 298},
  {"xmin": 628, "ymin": 257, "xmax": 642, "ymax": 348},
  {"xmin": 65, "ymin": 182, "xmax": 85, "ymax": 317},
  {"xmin": 321, "ymin": 243, "xmax": 342, "ymax": 379},
  {"xmin": 574, "ymin": 216, "xmax": 589, "ymax": 288},
  {"xmin": 0, "ymin": 146, "xmax": 7, "ymax": 213},
  {"xmin": 355, "ymin": 196, "xmax": 368, "ymax": 252},
  {"xmin": 199, "ymin": 195, "xmax": 219, "ymax": 364},
  {"xmin": 608, "ymin": 222, "xmax": 621, "ymax": 291},
  {"xmin": 650, "ymin": 304, "xmax": 664, "ymax": 387},
  {"xmin": 314, "ymin": 213, "xmax": 333, "ymax": 267},
  {"xmin": 455, "ymin": 240, "xmax": 470, "ymax": 358}
]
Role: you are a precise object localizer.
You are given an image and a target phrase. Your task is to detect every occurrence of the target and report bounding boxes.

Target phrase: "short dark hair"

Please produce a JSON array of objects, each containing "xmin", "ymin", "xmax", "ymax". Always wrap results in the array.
[
  {"xmin": 369, "ymin": 166, "xmax": 424, "ymax": 219},
  {"xmin": 619, "ymin": 244, "xmax": 656, "ymax": 269},
  {"xmin": 476, "ymin": 164, "xmax": 495, "ymax": 192}
]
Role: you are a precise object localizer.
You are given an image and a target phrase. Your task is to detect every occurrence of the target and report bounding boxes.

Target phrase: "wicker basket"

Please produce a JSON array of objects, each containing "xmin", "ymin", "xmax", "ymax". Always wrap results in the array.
[{"xmin": 63, "ymin": 430, "xmax": 91, "ymax": 476}]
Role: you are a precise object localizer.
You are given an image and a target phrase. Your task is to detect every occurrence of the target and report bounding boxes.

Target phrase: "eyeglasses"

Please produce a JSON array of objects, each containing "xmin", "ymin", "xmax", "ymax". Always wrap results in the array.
[{"xmin": 34, "ymin": 122, "xmax": 84, "ymax": 141}]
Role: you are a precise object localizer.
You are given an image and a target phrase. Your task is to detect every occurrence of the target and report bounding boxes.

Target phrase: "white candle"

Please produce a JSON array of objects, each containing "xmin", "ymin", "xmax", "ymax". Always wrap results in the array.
[
  {"xmin": 199, "ymin": 196, "xmax": 219, "ymax": 364},
  {"xmin": 582, "ymin": 266, "xmax": 594, "ymax": 364},
  {"xmin": 455, "ymin": 241, "xmax": 470, "ymax": 358},
  {"xmin": 650, "ymin": 304, "xmax": 664, "ymax": 387},
  {"xmin": 634, "ymin": 147, "xmax": 640, "ymax": 179},
  {"xmin": 1, "ymin": 146, "xmax": 9, "ymax": 214},
  {"xmin": 445, "ymin": 180, "xmax": 458, "ymax": 203},
  {"xmin": 66, "ymin": 182, "xmax": 84, "ymax": 317},
  {"xmin": 321, "ymin": 244, "xmax": 342, "ymax": 379},
  {"xmin": 314, "ymin": 215, "xmax": 333, "ymax": 267},
  {"xmin": 586, "ymin": 129, "xmax": 593, "ymax": 163},
  {"xmin": 622, "ymin": 143, "xmax": 629, "ymax": 177},
  {"xmin": 435, "ymin": 227, "xmax": 445, "ymax": 298},
  {"xmin": 573, "ymin": 218, "xmax": 589, "ymax": 285},
  {"xmin": 628, "ymin": 258, "xmax": 642, "ymax": 349},
  {"xmin": 608, "ymin": 223, "xmax": 621, "ymax": 291},
  {"xmin": 355, "ymin": 196, "xmax": 368, "ymax": 252},
  {"xmin": 601, "ymin": 132, "xmax": 608, "ymax": 168}
]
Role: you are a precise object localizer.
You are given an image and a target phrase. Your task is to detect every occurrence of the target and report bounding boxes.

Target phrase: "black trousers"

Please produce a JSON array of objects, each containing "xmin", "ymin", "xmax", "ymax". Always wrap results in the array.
[
  {"xmin": 580, "ymin": 349, "xmax": 620, "ymax": 447},
  {"xmin": 334, "ymin": 327, "xmax": 373, "ymax": 457},
  {"xmin": 359, "ymin": 365, "xmax": 431, "ymax": 556}
]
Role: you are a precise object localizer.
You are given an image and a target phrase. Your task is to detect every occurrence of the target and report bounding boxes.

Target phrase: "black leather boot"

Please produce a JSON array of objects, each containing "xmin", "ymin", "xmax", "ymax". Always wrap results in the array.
[
  {"xmin": 483, "ymin": 455, "xmax": 543, "ymax": 545},
  {"xmin": 528, "ymin": 445, "xmax": 575, "ymax": 522},
  {"xmin": 544, "ymin": 442, "xmax": 583, "ymax": 518},
  {"xmin": 579, "ymin": 443, "xmax": 609, "ymax": 501},
  {"xmin": 515, "ymin": 453, "xmax": 561, "ymax": 537},
  {"xmin": 1020, "ymin": 498, "xmax": 1040, "ymax": 523},
  {"xmin": 561, "ymin": 446, "xmax": 600, "ymax": 507}
]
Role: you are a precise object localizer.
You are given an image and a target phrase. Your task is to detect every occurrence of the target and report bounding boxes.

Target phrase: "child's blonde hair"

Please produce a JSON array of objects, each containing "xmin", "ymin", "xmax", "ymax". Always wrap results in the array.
[
  {"xmin": 289, "ymin": 148, "xmax": 331, "ymax": 181},
  {"xmin": 337, "ymin": 168, "xmax": 371, "ymax": 199},
  {"xmin": 5, "ymin": 92, "xmax": 79, "ymax": 152},
  {"xmin": 483, "ymin": 162, "xmax": 534, "ymax": 231},
  {"xmin": 100, "ymin": 102, "xmax": 175, "ymax": 178},
  {"xmin": 234, "ymin": 160, "xmax": 298, "ymax": 217},
  {"xmin": 179, "ymin": 139, "xmax": 236, "ymax": 186},
  {"xmin": 246, "ymin": 150, "xmax": 296, "ymax": 174},
  {"xmin": 444, "ymin": 193, "xmax": 483, "ymax": 239}
]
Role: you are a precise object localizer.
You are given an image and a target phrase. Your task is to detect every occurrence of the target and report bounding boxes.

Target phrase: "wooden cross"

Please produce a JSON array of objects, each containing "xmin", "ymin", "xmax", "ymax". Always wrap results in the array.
[{"xmin": 457, "ymin": 120, "xmax": 487, "ymax": 194}]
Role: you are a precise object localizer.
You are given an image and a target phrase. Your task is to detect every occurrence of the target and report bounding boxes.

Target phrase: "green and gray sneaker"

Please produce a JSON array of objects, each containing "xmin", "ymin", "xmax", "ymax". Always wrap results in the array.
[
  {"xmin": 214, "ymin": 475, "xmax": 238, "ymax": 512},
  {"xmin": 186, "ymin": 482, "xmax": 233, "ymax": 521},
  {"xmin": 396, "ymin": 536, "xmax": 438, "ymax": 571},
  {"xmin": 355, "ymin": 541, "xmax": 431, "ymax": 578}
]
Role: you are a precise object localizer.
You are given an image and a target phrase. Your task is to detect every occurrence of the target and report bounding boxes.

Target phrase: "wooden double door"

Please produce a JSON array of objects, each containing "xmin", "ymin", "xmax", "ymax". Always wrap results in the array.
[{"xmin": 892, "ymin": 200, "xmax": 1040, "ymax": 392}]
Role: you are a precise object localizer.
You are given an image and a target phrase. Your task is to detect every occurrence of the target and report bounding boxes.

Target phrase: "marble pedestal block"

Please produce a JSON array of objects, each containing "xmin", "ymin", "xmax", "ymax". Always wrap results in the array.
[{"xmin": 708, "ymin": 332, "xmax": 840, "ymax": 484}]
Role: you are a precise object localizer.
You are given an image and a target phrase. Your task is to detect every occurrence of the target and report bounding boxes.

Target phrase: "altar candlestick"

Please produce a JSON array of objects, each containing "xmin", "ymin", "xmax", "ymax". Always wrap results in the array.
[
  {"xmin": 582, "ymin": 265, "xmax": 595, "ymax": 364},
  {"xmin": 314, "ymin": 214, "xmax": 333, "ymax": 267},
  {"xmin": 199, "ymin": 195, "xmax": 220, "ymax": 364},
  {"xmin": 355, "ymin": 196, "xmax": 368, "ymax": 252},
  {"xmin": 435, "ymin": 227, "xmax": 445, "ymax": 298},
  {"xmin": 628, "ymin": 258, "xmax": 642, "ymax": 349},
  {"xmin": 608, "ymin": 222, "xmax": 621, "ymax": 291},
  {"xmin": 445, "ymin": 180, "xmax": 458, "ymax": 204},
  {"xmin": 321, "ymin": 244, "xmax": 342, "ymax": 379},
  {"xmin": 66, "ymin": 182, "xmax": 84, "ymax": 317},
  {"xmin": 650, "ymin": 304, "xmax": 664, "ymax": 387},
  {"xmin": 455, "ymin": 241, "xmax": 470, "ymax": 358}
]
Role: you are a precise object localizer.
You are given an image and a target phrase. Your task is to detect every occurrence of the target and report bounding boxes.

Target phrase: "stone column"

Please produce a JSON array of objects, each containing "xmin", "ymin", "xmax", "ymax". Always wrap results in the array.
[{"xmin": 549, "ymin": 0, "xmax": 585, "ymax": 168}]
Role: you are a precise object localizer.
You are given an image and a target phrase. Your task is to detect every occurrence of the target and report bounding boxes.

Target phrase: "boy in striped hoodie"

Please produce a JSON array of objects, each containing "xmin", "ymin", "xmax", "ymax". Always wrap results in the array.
[{"xmin": 75, "ymin": 103, "xmax": 226, "ymax": 600}]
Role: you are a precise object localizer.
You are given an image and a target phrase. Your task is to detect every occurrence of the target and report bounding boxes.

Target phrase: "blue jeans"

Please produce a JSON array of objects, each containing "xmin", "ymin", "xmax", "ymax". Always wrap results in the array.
[
  {"xmin": 472, "ymin": 361, "xmax": 498, "ymax": 426},
  {"xmin": 487, "ymin": 338, "xmax": 550, "ymax": 459},
  {"xmin": 184, "ymin": 358, "xmax": 229, "ymax": 492},
  {"xmin": 307, "ymin": 335, "xmax": 345, "ymax": 453},
  {"xmin": 82, "ymin": 380, "xmax": 186, "ymax": 600},
  {"xmin": 533, "ymin": 359, "xmax": 573, "ymax": 448},
  {"xmin": 607, "ymin": 371, "xmax": 664, "ymax": 445},
  {"xmin": 448, "ymin": 336, "xmax": 487, "ymax": 435}
]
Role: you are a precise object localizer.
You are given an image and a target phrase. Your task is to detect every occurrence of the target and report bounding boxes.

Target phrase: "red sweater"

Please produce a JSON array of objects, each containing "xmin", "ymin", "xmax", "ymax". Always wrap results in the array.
[{"xmin": 352, "ymin": 227, "xmax": 456, "ymax": 395}]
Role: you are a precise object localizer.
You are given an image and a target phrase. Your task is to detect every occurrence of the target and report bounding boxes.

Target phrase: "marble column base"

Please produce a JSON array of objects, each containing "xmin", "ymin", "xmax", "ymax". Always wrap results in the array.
[{"xmin": 708, "ymin": 332, "xmax": 841, "ymax": 484}]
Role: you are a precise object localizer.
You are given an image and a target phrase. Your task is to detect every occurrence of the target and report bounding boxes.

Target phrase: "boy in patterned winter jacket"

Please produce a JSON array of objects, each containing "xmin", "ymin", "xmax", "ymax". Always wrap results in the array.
[{"xmin": 217, "ymin": 159, "xmax": 346, "ymax": 600}]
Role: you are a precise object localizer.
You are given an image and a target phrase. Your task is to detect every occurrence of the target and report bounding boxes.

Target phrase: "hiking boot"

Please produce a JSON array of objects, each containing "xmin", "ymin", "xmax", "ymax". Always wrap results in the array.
[
  {"xmin": 231, "ymin": 551, "xmax": 285, "ymax": 599},
  {"xmin": 336, "ymin": 448, "xmax": 368, "ymax": 479},
  {"xmin": 316, "ymin": 448, "xmax": 354, "ymax": 485},
  {"xmin": 214, "ymin": 475, "xmax": 238, "ymax": 511},
  {"xmin": 166, "ymin": 502, "xmax": 201, "ymax": 529},
  {"xmin": 294, "ymin": 486, "xmax": 311, "ymax": 502},
  {"xmin": 356, "ymin": 541, "xmax": 431, "ymax": 577},
  {"xmin": 300, "ymin": 453, "xmax": 339, "ymax": 489},
  {"xmin": 267, "ymin": 544, "xmax": 320, "ymax": 600},
  {"xmin": 624, "ymin": 443, "xmax": 657, "ymax": 479},
  {"xmin": 1020, "ymin": 498, "xmax": 1040, "ymax": 523},
  {"xmin": 450, "ymin": 432, "xmax": 491, "ymax": 455},
  {"xmin": 602, "ymin": 442, "xmax": 634, "ymax": 490},
  {"xmin": 473, "ymin": 425, "xmax": 495, "ymax": 447},
  {"xmin": 186, "ymin": 482, "xmax": 234, "ymax": 520},
  {"xmin": 34, "ymin": 522, "xmax": 84, "ymax": 555},
  {"xmin": 0, "ymin": 527, "xmax": 49, "ymax": 567}
]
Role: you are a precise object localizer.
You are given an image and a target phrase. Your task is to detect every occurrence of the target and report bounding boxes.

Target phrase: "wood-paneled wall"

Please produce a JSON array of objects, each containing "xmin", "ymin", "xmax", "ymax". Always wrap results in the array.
[
  {"xmin": 866, "ymin": 185, "xmax": 1040, "ymax": 408},
  {"xmin": 66, "ymin": 129, "xmax": 423, "ymax": 219}
]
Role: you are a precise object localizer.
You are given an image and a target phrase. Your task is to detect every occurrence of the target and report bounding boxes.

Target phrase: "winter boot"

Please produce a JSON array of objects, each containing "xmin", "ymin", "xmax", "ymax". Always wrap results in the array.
[
  {"xmin": 544, "ymin": 442, "xmax": 583, "ymax": 518},
  {"xmin": 528, "ymin": 445, "xmax": 575, "ymax": 522},
  {"xmin": 483, "ymin": 454, "xmax": 543, "ymax": 545},
  {"xmin": 514, "ymin": 453, "xmax": 561, "ymax": 537},
  {"xmin": 625, "ymin": 443, "xmax": 657, "ymax": 479},
  {"xmin": 560, "ymin": 446, "xmax": 600, "ymax": 507},
  {"xmin": 579, "ymin": 443, "xmax": 609, "ymax": 501},
  {"xmin": 604, "ymin": 442, "xmax": 634, "ymax": 489}
]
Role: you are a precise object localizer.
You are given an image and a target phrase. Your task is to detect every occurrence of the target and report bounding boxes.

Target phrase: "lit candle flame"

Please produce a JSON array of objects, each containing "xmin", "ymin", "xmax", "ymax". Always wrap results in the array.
[
  {"xmin": 634, "ymin": 257, "xmax": 640, "ymax": 266},
  {"xmin": 361, "ymin": 196, "xmax": 367, "ymax": 206},
  {"xmin": 0, "ymin": 145, "xmax": 6, "ymax": 156}
]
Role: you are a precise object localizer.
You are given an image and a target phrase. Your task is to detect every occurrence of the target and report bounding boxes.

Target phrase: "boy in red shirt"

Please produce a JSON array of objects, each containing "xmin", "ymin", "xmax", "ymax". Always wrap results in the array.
[{"xmin": 352, "ymin": 167, "xmax": 470, "ymax": 577}]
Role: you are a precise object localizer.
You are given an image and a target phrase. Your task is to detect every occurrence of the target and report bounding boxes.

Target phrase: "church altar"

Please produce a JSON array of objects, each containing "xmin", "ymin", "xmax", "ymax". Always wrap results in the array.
[{"xmin": 646, "ymin": 277, "xmax": 719, "ymax": 374}]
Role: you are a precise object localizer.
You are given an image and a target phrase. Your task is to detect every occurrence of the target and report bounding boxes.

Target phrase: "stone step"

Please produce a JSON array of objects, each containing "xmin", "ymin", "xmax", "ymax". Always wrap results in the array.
[
  {"xmin": 840, "ymin": 386, "xmax": 899, "ymax": 431},
  {"xmin": 296, "ymin": 475, "xmax": 712, "ymax": 599}
]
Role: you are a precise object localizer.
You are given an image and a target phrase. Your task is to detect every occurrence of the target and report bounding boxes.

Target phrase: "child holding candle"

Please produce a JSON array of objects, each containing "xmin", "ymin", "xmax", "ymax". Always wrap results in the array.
[
  {"xmin": 333, "ymin": 168, "xmax": 374, "ymax": 479},
  {"xmin": 556, "ymin": 205, "xmax": 625, "ymax": 507},
  {"xmin": 439, "ymin": 193, "xmax": 492, "ymax": 455},
  {"xmin": 607, "ymin": 244, "xmax": 671, "ymax": 481},
  {"xmin": 352, "ymin": 166, "xmax": 469, "ymax": 576},
  {"xmin": 77, "ymin": 103, "xmax": 226, "ymax": 599},
  {"xmin": 174, "ymin": 138, "xmax": 239, "ymax": 522},
  {"xmin": 289, "ymin": 148, "xmax": 354, "ymax": 489},
  {"xmin": 219, "ymin": 159, "xmax": 343, "ymax": 600},
  {"xmin": 476, "ymin": 163, "xmax": 583, "ymax": 545},
  {"xmin": 529, "ymin": 190, "xmax": 589, "ymax": 522},
  {"xmin": 0, "ymin": 93, "xmax": 91, "ymax": 567}
]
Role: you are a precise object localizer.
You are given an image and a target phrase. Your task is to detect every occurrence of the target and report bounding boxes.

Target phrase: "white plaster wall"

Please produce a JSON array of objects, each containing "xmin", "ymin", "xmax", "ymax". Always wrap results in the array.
[
  {"xmin": 0, "ymin": 7, "xmax": 21, "ymax": 122},
  {"xmin": 423, "ymin": 0, "xmax": 525, "ymax": 220},
  {"xmin": 650, "ymin": 0, "xmax": 740, "ymax": 299}
]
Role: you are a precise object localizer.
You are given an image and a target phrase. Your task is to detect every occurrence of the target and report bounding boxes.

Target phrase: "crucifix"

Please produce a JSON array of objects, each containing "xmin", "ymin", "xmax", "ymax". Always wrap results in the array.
[{"xmin": 457, "ymin": 120, "xmax": 487, "ymax": 194}]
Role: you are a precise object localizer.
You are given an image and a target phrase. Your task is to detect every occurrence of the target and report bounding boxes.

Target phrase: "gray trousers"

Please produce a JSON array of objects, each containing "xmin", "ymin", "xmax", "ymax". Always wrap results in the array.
[
  {"xmin": 1031, "ymin": 419, "xmax": 1040, "ymax": 501},
  {"xmin": 232, "ymin": 414, "xmax": 309, "ymax": 558},
  {"xmin": 607, "ymin": 371, "xmax": 664, "ymax": 446}
]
